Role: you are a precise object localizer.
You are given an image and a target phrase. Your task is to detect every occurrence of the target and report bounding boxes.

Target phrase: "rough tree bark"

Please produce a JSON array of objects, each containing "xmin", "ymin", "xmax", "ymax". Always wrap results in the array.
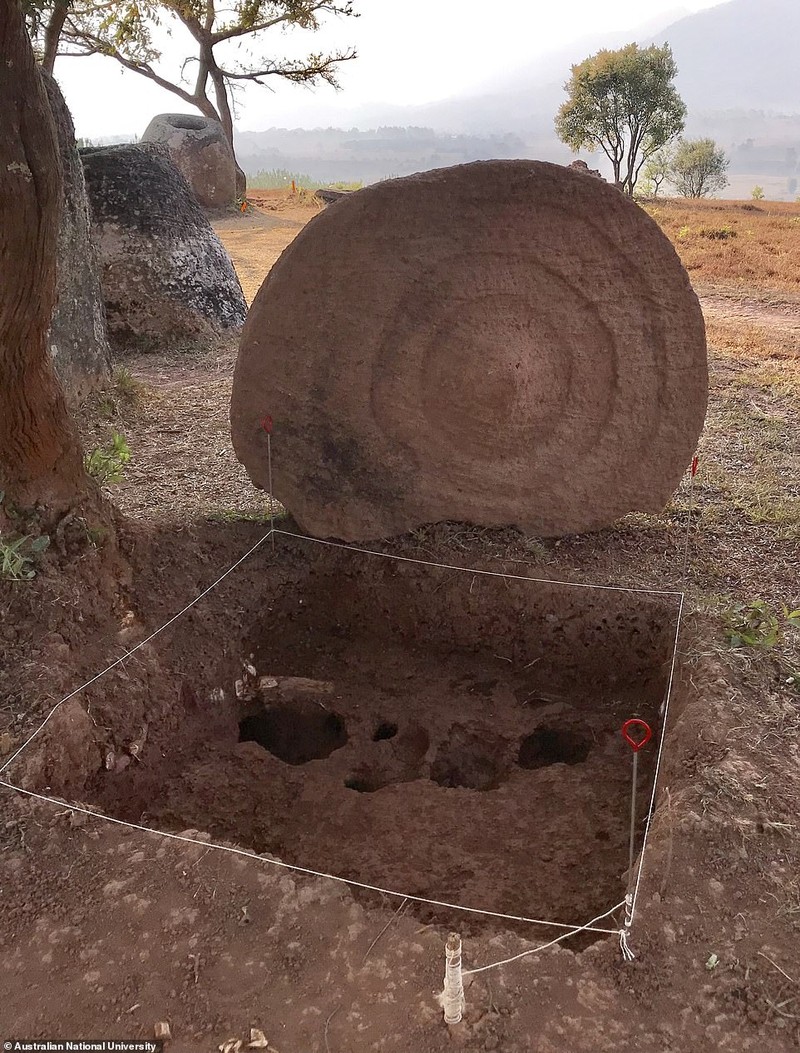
[
  {"xmin": 41, "ymin": 0, "xmax": 70, "ymax": 75},
  {"xmin": 0, "ymin": 0, "xmax": 87, "ymax": 513}
]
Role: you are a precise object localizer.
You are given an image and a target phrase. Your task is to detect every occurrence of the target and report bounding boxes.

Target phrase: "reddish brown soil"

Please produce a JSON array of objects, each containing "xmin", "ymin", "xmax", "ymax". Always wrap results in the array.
[
  {"xmin": 2, "ymin": 521, "xmax": 798, "ymax": 1052},
  {"xmin": 1, "ymin": 202, "xmax": 799, "ymax": 1051},
  {"xmin": 80, "ymin": 538, "xmax": 671, "ymax": 939}
]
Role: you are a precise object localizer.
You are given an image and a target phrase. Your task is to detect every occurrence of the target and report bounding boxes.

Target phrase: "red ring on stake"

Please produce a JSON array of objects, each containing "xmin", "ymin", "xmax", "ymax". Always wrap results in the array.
[
  {"xmin": 260, "ymin": 415, "xmax": 273, "ymax": 434},
  {"xmin": 622, "ymin": 718, "xmax": 653, "ymax": 752}
]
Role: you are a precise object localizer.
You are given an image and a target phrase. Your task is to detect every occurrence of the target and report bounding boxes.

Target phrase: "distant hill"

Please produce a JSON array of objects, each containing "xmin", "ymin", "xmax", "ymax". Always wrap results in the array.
[
  {"xmin": 656, "ymin": 0, "xmax": 800, "ymax": 113},
  {"xmin": 240, "ymin": 0, "xmax": 800, "ymax": 199},
  {"xmin": 661, "ymin": 0, "xmax": 800, "ymax": 198},
  {"xmin": 237, "ymin": 127, "xmax": 528, "ymax": 186}
]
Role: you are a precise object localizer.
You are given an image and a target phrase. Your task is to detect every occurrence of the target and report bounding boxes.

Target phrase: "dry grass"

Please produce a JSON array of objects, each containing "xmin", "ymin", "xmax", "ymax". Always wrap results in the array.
[
  {"xmin": 703, "ymin": 320, "xmax": 800, "ymax": 400},
  {"xmin": 245, "ymin": 187, "xmax": 325, "ymax": 213},
  {"xmin": 211, "ymin": 195, "xmax": 315, "ymax": 304},
  {"xmin": 644, "ymin": 198, "xmax": 800, "ymax": 296},
  {"xmin": 644, "ymin": 200, "xmax": 800, "ymax": 402}
]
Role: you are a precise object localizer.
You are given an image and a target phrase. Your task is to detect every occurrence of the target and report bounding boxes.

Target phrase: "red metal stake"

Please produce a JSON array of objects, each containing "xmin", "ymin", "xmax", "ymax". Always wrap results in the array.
[{"xmin": 622, "ymin": 719, "xmax": 653, "ymax": 875}]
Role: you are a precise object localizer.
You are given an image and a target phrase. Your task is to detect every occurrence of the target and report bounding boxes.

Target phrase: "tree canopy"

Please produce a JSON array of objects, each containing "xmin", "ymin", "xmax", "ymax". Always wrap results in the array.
[
  {"xmin": 555, "ymin": 42, "xmax": 686, "ymax": 196},
  {"xmin": 25, "ymin": 1, "xmax": 358, "ymax": 175},
  {"xmin": 669, "ymin": 137, "xmax": 729, "ymax": 198}
]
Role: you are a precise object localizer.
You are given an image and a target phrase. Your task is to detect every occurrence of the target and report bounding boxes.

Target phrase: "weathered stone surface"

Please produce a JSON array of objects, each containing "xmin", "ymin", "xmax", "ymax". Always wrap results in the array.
[
  {"xmin": 81, "ymin": 144, "xmax": 247, "ymax": 352},
  {"xmin": 316, "ymin": 187, "xmax": 353, "ymax": 205},
  {"xmin": 42, "ymin": 72, "xmax": 111, "ymax": 401},
  {"xmin": 568, "ymin": 158, "xmax": 605, "ymax": 180},
  {"xmin": 231, "ymin": 160, "xmax": 708, "ymax": 541},
  {"xmin": 141, "ymin": 113, "xmax": 236, "ymax": 209}
]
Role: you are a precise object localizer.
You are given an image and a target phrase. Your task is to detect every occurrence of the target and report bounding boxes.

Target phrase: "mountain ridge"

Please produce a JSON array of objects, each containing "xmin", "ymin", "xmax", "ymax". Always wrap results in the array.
[{"xmin": 238, "ymin": 0, "xmax": 800, "ymax": 198}]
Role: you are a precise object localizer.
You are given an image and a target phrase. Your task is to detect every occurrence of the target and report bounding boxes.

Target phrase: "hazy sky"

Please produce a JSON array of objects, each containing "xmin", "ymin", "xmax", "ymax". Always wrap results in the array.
[{"xmin": 53, "ymin": 0, "xmax": 729, "ymax": 139}]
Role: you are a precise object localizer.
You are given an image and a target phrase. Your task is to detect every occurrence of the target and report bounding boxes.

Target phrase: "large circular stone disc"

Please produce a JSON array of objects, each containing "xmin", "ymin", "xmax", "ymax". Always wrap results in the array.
[{"xmin": 231, "ymin": 160, "xmax": 707, "ymax": 540}]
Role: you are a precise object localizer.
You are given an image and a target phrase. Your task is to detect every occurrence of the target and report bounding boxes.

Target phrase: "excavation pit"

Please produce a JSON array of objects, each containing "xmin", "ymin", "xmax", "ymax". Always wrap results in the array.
[
  {"xmin": 83, "ymin": 540, "xmax": 679, "ymax": 937},
  {"xmin": 518, "ymin": 726, "xmax": 594, "ymax": 769},
  {"xmin": 238, "ymin": 704, "xmax": 348, "ymax": 765}
]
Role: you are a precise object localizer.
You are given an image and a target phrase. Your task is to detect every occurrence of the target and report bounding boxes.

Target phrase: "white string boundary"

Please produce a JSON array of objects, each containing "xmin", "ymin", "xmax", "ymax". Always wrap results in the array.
[
  {"xmin": 463, "ymin": 900, "xmax": 626, "ymax": 975},
  {"xmin": 629, "ymin": 592, "xmax": 686, "ymax": 921},
  {"xmin": 274, "ymin": 529, "xmax": 684, "ymax": 597},
  {"xmin": 0, "ymin": 779, "xmax": 620, "ymax": 936},
  {"xmin": 0, "ymin": 515, "xmax": 687, "ymax": 941}
]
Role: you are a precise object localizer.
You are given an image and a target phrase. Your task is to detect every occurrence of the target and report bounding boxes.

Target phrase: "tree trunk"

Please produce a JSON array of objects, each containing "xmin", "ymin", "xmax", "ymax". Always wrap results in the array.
[
  {"xmin": 41, "ymin": 0, "xmax": 69, "ymax": 75},
  {"xmin": 0, "ymin": 0, "xmax": 87, "ymax": 513},
  {"xmin": 209, "ymin": 64, "xmax": 246, "ymax": 196}
]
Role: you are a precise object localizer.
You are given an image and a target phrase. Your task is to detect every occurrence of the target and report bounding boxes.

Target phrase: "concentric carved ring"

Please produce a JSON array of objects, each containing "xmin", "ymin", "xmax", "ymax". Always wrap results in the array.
[{"xmin": 231, "ymin": 161, "xmax": 707, "ymax": 540}]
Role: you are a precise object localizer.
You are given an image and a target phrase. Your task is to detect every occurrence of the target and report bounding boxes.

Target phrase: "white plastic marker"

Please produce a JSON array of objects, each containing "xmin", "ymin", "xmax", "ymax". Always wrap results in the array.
[
  {"xmin": 621, "ymin": 718, "xmax": 653, "ymax": 876},
  {"xmin": 260, "ymin": 415, "xmax": 275, "ymax": 550},
  {"xmin": 441, "ymin": 933, "xmax": 465, "ymax": 1024}
]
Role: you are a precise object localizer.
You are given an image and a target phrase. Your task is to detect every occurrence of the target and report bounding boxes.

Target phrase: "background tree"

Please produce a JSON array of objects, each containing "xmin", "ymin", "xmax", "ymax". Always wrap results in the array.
[
  {"xmin": 31, "ymin": 0, "xmax": 357, "ymax": 181},
  {"xmin": 555, "ymin": 42, "xmax": 686, "ymax": 196},
  {"xmin": 669, "ymin": 137, "xmax": 729, "ymax": 198},
  {"xmin": 1, "ymin": 0, "xmax": 87, "ymax": 512},
  {"xmin": 640, "ymin": 145, "xmax": 672, "ymax": 197}
]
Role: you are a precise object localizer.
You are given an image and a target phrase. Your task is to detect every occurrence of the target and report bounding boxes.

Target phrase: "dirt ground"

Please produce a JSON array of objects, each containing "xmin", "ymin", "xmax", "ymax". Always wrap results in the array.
[{"xmin": 1, "ymin": 194, "xmax": 799, "ymax": 1052}]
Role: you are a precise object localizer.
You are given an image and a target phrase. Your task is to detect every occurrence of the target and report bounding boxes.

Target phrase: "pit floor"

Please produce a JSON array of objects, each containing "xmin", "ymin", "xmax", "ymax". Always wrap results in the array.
[{"xmin": 85, "ymin": 545, "xmax": 673, "ymax": 937}]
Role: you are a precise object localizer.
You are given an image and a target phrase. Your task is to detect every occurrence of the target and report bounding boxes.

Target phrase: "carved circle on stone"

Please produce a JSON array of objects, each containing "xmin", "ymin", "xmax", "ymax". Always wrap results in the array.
[{"xmin": 231, "ymin": 160, "xmax": 708, "ymax": 541}]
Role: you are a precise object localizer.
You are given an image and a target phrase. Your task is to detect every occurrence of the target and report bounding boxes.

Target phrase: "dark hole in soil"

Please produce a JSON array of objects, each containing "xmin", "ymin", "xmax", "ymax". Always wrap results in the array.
[
  {"xmin": 344, "ymin": 775, "xmax": 379, "ymax": 793},
  {"xmin": 518, "ymin": 726, "xmax": 592, "ymax": 769},
  {"xmin": 80, "ymin": 539, "xmax": 676, "ymax": 941},
  {"xmin": 239, "ymin": 705, "xmax": 347, "ymax": 765},
  {"xmin": 373, "ymin": 722, "xmax": 398, "ymax": 741},
  {"xmin": 430, "ymin": 725, "xmax": 508, "ymax": 791}
]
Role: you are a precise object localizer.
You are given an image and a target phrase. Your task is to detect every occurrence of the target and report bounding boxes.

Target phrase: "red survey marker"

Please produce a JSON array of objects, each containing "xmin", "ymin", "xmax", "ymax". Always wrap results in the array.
[{"xmin": 621, "ymin": 718, "xmax": 653, "ymax": 752}]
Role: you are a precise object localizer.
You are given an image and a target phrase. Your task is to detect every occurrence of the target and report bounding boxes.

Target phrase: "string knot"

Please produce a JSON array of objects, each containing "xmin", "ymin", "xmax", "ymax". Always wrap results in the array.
[{"xmin": 619, "ymin": 928, "xmax": 635, "ymax": 962}]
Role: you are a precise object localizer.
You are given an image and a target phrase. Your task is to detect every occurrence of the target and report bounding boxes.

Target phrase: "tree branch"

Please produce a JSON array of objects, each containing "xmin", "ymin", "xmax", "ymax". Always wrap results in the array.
[
  {"xmin": 42, "ymin": 0, "xmax": 69, "ymax": 74},
  {"xmin": 62, "ymin": 25, "xmax": 212, "ymax": 112},
  {"xmin": 219, "ymin": 47, "xmax": 356, "ymax": 85},
  {"xmin": 212, "ymin": 1, "xmax": 353, "ymax": 43}
]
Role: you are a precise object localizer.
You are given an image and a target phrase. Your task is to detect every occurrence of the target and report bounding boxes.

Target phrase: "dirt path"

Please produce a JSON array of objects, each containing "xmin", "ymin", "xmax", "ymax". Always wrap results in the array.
[
  {"xmin": 212, "ymin": 202, "xmax": 317, "ymax": 304},
  {"xmin": 699, "ymin": 287, "xmax": 800, "ymax": 339}
]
